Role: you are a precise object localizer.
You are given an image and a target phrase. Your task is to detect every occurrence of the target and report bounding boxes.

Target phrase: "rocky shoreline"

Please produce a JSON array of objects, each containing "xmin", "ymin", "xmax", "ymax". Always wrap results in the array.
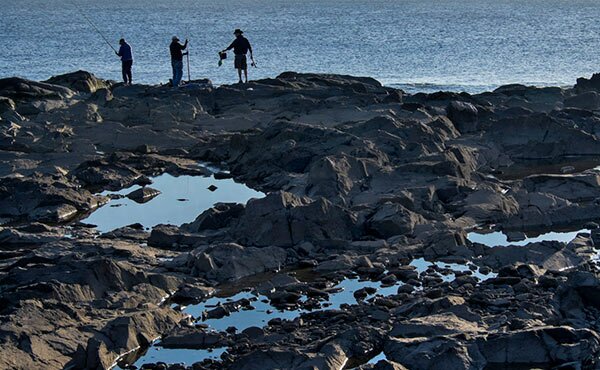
[{"xmin": 3, "ymin": 70, "xmax": 600, "ymax": 369}]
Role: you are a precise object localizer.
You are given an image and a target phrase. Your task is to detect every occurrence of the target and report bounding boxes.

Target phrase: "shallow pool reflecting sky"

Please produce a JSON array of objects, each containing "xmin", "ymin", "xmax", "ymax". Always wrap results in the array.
[
  {"xmin": 468, "ymin": 229, "xmax": 588, "ymax": 247},
  {"xmin": 82, "ymin": 174, "xmax": 264, "ymax": 233}
]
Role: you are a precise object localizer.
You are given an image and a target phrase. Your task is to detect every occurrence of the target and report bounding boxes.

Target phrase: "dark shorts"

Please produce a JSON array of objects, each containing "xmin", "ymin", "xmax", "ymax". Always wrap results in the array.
[{"xmin": 234, "ymin": 54, "xmax": 247, "ymax": 70}]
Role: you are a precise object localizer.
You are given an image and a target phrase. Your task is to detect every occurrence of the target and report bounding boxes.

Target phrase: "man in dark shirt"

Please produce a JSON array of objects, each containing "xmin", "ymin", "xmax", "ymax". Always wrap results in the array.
[
  {"xmin": 116, "ymin": 38, "xmax": 133, "ymax": 85},
  {"xmin": 170, "ymin": 36, "xmax": 188, "ymax": 87},
  {"xmin": 221, "ymin": 29, "xmax": 253, "ymax": 83}
]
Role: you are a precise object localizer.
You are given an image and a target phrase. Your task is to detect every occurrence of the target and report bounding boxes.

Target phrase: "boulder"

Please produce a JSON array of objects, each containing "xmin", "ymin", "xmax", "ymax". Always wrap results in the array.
[
  {"xmin": 0, "ymin": 175, "xmax": 103, "ymax": 223},
  {"xmin": 477, "ymin": 326, "xmax": 600, "ymax": 366},
  {"xmin": 28, "ymin": 204, "xmax": 78, "ymax": 222},
  {"xmin": 560, "ymin": 271, "xmax": 600, "ymax": 308},
  {"xmin": 479, "ymin": 240, "xmax": 583, "ymax": 272},
  {"xmin": 447, "ymin": 100, "xmax": 478, "ymax": 133},
  {"xmin": 0, "ymin": 77, "xmax": 75, "ymax": 101},
  {"xmin": 368, "ymin": 203, "xmax": 425, "ymax": 238},
  {"xmin": 390, "ymin": 313, "xmax": 483, "ymax": 338},
  {"xmin": 564, "ymin": 91, "xmax": 600, "ymax": 110},
  {"xmin": 385, "ymin": 326, "xmax": 600, "ymax": 369},
  {"xmin": 306, "ymin": 155, "xmax": 368, "ymax": 199},
  {"xmin": 187, "ymin": 243, "xmax": 288, "ymax": 282},
  {"xmin": 384, "ymin": 336, "xmax": 481, "ymax": 370},
  {"xmin": 233, "ymin": 192, "xmax": 357, "ymax": 247},
  {"xmin": 0, "ymin": 96, "xmax": 16, "ymax": 113},
  {"xmin": 575, "ymin": 73, "xmax": 600, "ymax": 92},
  {"xmin": 160, "ymin": 327, "xmax": 226, "ymax": 349},
  {"xmin": 45, "ymin": 70, "xmax": 109, "ymax": 94},
  {"xmin": 182, "ymin": 203, "xmax": 245, "ymax": 232}
]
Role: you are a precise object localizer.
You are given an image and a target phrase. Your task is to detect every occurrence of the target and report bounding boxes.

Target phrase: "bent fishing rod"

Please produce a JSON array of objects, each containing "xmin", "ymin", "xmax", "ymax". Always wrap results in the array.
[{"xmin": 70, "ymin": 0, "xmax": 117, "ymax": 53}]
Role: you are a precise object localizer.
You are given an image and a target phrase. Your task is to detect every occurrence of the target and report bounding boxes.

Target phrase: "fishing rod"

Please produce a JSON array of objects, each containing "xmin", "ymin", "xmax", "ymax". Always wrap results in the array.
[
  {"xmin": 186, "ymin": 33, "xmax": 191, "ymax": 82},
  {"xmin": 186, "ymin": 47, "xmax": 191, "ymax": 82},
  {"xmin": 71, "ymin": 0, "xmax": 117, "ymax": 53}
]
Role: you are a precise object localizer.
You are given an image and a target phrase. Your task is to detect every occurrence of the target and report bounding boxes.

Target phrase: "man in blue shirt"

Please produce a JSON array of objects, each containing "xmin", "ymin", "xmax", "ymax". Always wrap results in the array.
[
  {"xmin": 116, "ymin": 38, "xmax": 133, "ymax": 85},
  {"xmin": 221, "ymin": 29, "xmax": 253, "ymax": 84}
]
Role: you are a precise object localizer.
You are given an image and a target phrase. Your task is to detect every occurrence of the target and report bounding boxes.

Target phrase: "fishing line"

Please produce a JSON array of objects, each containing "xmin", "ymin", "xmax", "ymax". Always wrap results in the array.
[{"xmin": 70, "ymin": 0, "xmax": 117, "ymax": 53}]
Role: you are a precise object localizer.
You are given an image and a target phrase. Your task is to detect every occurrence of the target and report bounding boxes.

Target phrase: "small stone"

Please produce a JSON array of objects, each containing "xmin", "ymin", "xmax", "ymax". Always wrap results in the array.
[
  {"xmin": 214, "ymin": 172, "xmax": 233, "ymax": 179},
  {"xmin": 397, "ymin": 284, "xmax": 414, "ymax": 294},
  {"xmin": 354, "ymin": 288, "xmax": 369, "ymax": 301},
  {"xmin": 505, "ymin": 231, "xmax": 526, "ymax": 242},
  {"xmin": 479, "ymin": 266, "xmax": 491, "ymax": 275},
  {"xmin": 559, "ymin": 165, "xmax": 576, "ymax": 174},
  {"xmin": 381, "ymin": 274, "xmax": 398, "ymax": 286},
  {"xmin": 127, "ymin": 187, "xmax": 161, "ymax": 203},
  {"xmin": 207, "ymin": 185, "xmax": 218, "ymax": 191},
  {"xmin": 355, "ymin": 255, "xmax": 374, "ymax": 268},
  {"xmin": 242, "ymin": 326, "xmax": 264, "ymax": 339},
  {"xmin": 425, "ymin": 289, "xmax": 443, "ymax": 299}
]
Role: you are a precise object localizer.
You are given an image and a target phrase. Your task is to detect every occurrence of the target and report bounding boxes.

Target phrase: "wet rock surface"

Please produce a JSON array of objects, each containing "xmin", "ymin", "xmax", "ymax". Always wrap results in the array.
[{"xmin": 2, "ymin": 70, "xmax": 600, "ymax": 369}]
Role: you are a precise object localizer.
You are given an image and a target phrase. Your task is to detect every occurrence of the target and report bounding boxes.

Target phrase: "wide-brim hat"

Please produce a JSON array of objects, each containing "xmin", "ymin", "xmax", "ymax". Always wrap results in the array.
[{"xmin": 233, "ymin": 29, "xmax": 243, "ymax": 35}]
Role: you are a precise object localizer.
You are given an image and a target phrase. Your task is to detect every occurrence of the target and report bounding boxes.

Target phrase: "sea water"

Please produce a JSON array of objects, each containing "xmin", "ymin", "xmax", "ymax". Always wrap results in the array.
[{"xmin": 2, "ymin": 0, "xmax": 600, "ymax": 93}]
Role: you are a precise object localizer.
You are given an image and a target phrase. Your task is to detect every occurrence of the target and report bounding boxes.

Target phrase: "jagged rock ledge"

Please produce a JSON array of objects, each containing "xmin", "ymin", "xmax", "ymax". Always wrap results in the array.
[{"xmin": 2, "ymin": 70, "xmax": 600, "ymax": 369}]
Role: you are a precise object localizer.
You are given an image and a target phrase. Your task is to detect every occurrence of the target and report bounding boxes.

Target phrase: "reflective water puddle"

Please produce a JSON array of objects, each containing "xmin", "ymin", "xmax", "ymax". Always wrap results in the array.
[
  {"xmin": 129, "ymin": 346, "xmax": 226, "ymax": 368},
  {"xmin": 124, "ymin": 276, "xmax": 403, "ymax": 368},
  {"xmin": 82, "ymin": 173, "xmax": 264, "ymax": 233},
  {"xmin": 184, "ymin": 276, "xmax": 403, "ymax": 332},
  {"xmin": 410, "ymin": 258, "xmax": 497, "ymax": 282},
  {"xmin": 468, "ymin": 229, "xmax": 589, "ymax": 247},
  {"xmin": 365, "ymin": 351, "xmax": 387, "ymax": 365},
  {"xmin": 128, "ymin": 258, "xmax": 497, "ymax": 368}
]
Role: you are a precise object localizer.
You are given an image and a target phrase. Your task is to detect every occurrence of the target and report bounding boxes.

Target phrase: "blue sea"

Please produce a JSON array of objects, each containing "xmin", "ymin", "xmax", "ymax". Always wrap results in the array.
[{"xmin": 2, "ymin": 0, "xmax": 600, "ymax": 93}]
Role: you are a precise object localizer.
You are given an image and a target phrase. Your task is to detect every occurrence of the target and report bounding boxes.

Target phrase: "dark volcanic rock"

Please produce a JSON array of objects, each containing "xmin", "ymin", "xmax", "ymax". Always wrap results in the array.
[
  {"xmin": 45, "ymin": 70, "xmax": 110, "ymax": 94},
  {"xmin": 564, "ymin": 91, "xmax": 600, "ymax": 110},
  {"xmin": 368, "ymin": 203, "xmax": 425, "ymax": 238},
  {"xmin": 183, "ymin": 202, "xmax": 245, "ymax": 232},
  {"xmin": 160, "ymin": 327, "xmax": 226, "ymax": 349},
  {"xmin": 127, "ymin": 187, "xmax": 161, "ymax": 203},
  {"xmin": 232, "ymin": 191, "xmax": 358, "ymax": 247},
  {"xmin": 447, "ymin": 100, "xmax": 478, "ymax": 133},
  {"xmin": 384, "ymin": 326, "xmax": 600, "ymax": 369},
  {"xmin": 6, "ymin": 70, "xmax": 600, "ymax": 370},
  {"xmin": 0, "ymin": 76, "xmax": 75, "ymax": 101},
  {"xmin": 575, "ymin": 73, "xmax": 600, "ymax": 92},
  {"xmin": 187, "ymin": 243, "xmax": 288, "ymax": 282},
  {"xmin": 0, "ymin": 175, "xmax": 104, "ymax": 223}
]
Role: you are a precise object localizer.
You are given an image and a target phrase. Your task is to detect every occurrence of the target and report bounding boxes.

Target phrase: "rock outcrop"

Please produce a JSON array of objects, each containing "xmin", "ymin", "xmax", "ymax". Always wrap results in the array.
[{"xmin": 3, "ymin": 70, "xmax": 600, "ymax": 370}]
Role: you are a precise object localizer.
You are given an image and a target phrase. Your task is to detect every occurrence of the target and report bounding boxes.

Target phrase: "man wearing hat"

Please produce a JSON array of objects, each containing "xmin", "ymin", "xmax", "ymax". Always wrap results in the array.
[
  {"xmin": 116, "ymin": 38, "xmax": 133, "ymax": 85},
  {"xmin": 221, "ymin": 29, "xmax": 253, "ymax": 84},
  {"xmin": 170, "ymin": 36, "xmax": 188, "ymax": 87}
]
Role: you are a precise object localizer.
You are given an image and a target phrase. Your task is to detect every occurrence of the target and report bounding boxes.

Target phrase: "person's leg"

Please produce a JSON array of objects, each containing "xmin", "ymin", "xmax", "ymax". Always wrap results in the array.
[
  {"xmin": 122, "ymin": 62, "xmax": 127, "ymax": 84},
  {"xmin": 234, "ymin": 55, "xmax": 243, "ymax": 83},
  {"xmin": 241, "ymin": 56, "xmax": 248, "ymax": 83},
  {"xmin": 126, "ymin": 61, "xmax": 133, "ymax": 84},
  {"xmin": 176, "ymin": 61, "xmax": 183, "ymax": 86},
  {"xmin": 173, "ymin": 61, "xmax": 182, "ymax": 86},
  {"xmin": 171, "ymin": 60, "xmax": 177, "ymax": 86}
]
